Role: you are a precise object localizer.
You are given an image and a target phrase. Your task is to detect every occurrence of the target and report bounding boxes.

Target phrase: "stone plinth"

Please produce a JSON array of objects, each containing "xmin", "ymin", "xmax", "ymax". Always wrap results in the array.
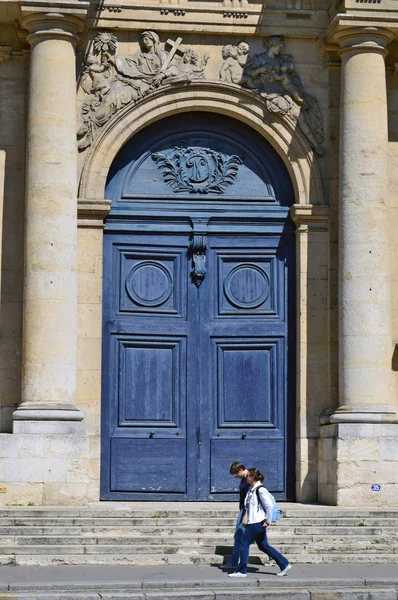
[
  {"xmin": 318, "ymin": 423, "xmax": 398, "ymax": 506},
  {"xmin": 0, "ymin": 425, "xmax": 100, "ymax": 506}
]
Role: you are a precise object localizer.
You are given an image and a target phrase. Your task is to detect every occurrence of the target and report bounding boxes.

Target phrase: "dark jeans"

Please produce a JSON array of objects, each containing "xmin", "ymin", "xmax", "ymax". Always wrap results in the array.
[
  {"xmin": 237, "ymin": 522, "xmax": 289, "ymax": 574},
  {"xmin": 231, "ymin": 519, "xmax": 245, "ymax": 566}
]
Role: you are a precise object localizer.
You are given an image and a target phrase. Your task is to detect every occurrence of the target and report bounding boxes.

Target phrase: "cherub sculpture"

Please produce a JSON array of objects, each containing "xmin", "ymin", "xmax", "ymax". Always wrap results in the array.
[
  {"xmin": 219, "ymin": 42, "xmax": 250, "ymax": 84},
  {"xmin": 178, "ymin": 48, "xmax": 209, "ymax": 80}
]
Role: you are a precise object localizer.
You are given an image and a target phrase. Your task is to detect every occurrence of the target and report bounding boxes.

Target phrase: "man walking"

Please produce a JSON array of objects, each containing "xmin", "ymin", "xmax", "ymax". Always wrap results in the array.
[{"xmin": 221, "ymin": 461, "xmax": 251, "ymax": 570}]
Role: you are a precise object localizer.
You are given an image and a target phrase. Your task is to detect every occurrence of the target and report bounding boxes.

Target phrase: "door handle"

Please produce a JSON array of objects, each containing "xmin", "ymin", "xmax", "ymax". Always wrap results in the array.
[
  {"xmin": 189, "ymin": 218, "xmax": 209, "ymax": 288},
  {"xmin": 241, "ymin": 433, "xmax": 246, "ymax": 440},
  {"xmin": 190, "ymin": 234, "xmax": 207, "ymax": 287}
]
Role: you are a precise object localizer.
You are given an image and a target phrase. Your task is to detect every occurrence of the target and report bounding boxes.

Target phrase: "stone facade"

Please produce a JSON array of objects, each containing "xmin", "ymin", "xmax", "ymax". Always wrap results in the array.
[{"xmin": 0, "ymin": 0, "xmax": 397, "ymax": 506}]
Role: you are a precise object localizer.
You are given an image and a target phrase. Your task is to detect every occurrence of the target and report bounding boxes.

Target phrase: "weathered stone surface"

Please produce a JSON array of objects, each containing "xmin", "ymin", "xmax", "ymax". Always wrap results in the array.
[{"xmin": 311, "ymin": 590, "xmax": 397, "ymax": 600}]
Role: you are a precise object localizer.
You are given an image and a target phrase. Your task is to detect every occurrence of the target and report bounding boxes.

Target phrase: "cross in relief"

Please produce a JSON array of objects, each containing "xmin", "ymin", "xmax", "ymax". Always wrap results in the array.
[{"xmin": 162, "ymin": 37, "xmax": 184, "ymax": 71}]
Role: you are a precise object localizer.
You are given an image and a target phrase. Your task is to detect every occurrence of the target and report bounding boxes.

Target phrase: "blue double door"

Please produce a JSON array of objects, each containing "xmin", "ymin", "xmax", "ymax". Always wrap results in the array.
[{"xmin": 102, "ymin": 227, "xmax": 294, "ymax": 500}]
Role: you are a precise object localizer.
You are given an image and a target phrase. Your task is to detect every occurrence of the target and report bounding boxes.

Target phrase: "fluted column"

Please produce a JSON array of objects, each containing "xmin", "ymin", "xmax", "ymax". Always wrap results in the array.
[
  {"xmin": 13, "ymin": 10, "xmax": 86, "ymax": 431},
  {"xmin": 331, "ymin": 27, "xmax": 397, "ymax": 424}
]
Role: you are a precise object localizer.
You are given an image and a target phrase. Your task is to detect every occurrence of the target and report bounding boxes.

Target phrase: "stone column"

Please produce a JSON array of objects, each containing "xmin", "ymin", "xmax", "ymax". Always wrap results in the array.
[
  {"xmin": 13, "ymin": 10, "xmax": 86, "ymax": 432},
  {"xmin": 331, "ymin": 27, "xmax": 397, "ymax": 424}
]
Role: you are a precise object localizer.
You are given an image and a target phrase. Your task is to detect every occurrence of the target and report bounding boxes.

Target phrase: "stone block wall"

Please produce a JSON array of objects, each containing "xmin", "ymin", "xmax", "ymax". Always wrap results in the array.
[
  {"xmin": 0, "ymin": 50, "xmax": 28, "ymax": 434},
  {"xmin": 75, "ymin": 223, "xmax": 107, "ymax": 503},
  {"xmin": 318, "ymin": 424, "xmax": 398, "ymax": 506},
  {"xmin": 294, "ymin": 216, "xmax": 330, "ymax": 503},
  {"xmin": 0, "ymin": 426, "xmax": 100, "ymax": 505}
]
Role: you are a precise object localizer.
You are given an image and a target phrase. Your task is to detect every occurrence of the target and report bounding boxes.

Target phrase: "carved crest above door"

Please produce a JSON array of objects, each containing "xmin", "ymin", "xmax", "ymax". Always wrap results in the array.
[{"xmin": 151, "ymin": 145, "xmax": 242, "ymax": 195}]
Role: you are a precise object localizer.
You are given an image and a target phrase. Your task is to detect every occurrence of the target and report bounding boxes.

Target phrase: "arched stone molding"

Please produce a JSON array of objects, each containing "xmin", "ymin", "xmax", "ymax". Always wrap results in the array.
[
  {"xmin": 78, "ymin": 82, "xmax": 325, "ymax": 207},
  {"xmin": 77, "ymin": 82, "xmax": 329, "ymax": 505}
]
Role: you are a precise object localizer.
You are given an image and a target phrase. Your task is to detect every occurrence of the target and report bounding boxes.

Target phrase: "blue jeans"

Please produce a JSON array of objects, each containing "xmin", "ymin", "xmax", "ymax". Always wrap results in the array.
[
  {"xmin": 231, "ymin": 510, "xmax": 245, "ymax": 566},
  {"xmin": 237, "ymin": 522, "xmax": 289, "ymax": 574}
]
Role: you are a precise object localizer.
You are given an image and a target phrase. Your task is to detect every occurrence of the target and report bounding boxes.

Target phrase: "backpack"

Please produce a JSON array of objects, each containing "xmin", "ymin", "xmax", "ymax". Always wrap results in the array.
[{"xmin": 255, "ymin": 485, "xmax": 281, "ymax": 523}]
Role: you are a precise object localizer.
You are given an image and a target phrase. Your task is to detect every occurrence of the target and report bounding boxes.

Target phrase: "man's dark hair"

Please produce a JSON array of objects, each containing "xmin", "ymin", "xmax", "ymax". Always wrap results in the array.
[{"xmin": 230, "ymin": 461, "xmax": 245, "ymax": 475}]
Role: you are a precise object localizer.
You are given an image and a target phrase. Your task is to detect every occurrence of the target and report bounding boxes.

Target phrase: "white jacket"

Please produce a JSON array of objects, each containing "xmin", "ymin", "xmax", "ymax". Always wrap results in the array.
[{"xmin": 244, "ymin": 481, "xmax": 273, "ymax": 525}]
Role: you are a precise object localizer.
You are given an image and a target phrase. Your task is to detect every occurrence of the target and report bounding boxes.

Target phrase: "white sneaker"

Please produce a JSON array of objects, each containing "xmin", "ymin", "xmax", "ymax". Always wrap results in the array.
[
  {"xmin": 277, "ymin": 564, "xmax": 291, "ymax": 577},
  {"xmin": 228, "ymin": 572, "xmax": 247, "ymax": 578}
]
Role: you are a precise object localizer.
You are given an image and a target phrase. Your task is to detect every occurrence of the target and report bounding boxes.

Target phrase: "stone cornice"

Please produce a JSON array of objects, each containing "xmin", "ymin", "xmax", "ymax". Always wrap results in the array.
[
  {"xmin": 77, "ymin": 199, "xmax": 112, "ymax": 228},
  {"xmin": 330, "ymin": 0, "xmax": 398, "ymax": 21},
  {"xmin": 18, "ymin": 0, "xmax": 89, "ymax": 40},
  {"xmin": 1, "ymin": 0, "xmax": 331, "ymax": 35},
  {"xmin": 326, "ymin": 13, "xmax": 398, "ymax": 44},
  {"xmin": 82, "ymin": 0, "xmax": 330, "ymax": 37},
  {"xmin": 290, "ymin": 204, "xmax": 329, "ymax": 233}
]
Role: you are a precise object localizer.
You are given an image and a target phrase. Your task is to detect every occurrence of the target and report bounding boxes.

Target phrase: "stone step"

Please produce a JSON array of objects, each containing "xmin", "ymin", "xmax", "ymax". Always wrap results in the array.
[
  {"xmin": 2, "ymin": 552, "xmax": 398, "ymax": 567},
  {"xmin": 0, "ymin": 535, "xmax": 306, "ymax": 545},
  {"xmin": 1, "ymin": 561, "xmax": 397, "ymax": 599},
  {"xmin": 1, "ymin": 511, "xmax": 398, "ymax": 521},
  {"xmin": 1, "ymin": 507, "xmax": 397, "ymax": 566},
  {"xmin": 2, "ymin": 580, "xmax": 397, "ymax": 600},
  {"xmin": 2, "ymin": 517, "xmax": 398, "ymax": 528},
  {"xmin": 0, "ymin": 542, "xmax": 397, "ymax": 555},
  {"xmin": 0, "ymin": 590, "xmax": 396, "ymax": 600},
  {"xmin": 1, "ymin": 507, "xmax": 398, "ymax": 518},
  {"xmin": 1, "ymin": 525, "xmax": 397, "ymax": 538},
  {"xmin": 0, "ymin": 534, "xmax": 396, "ymax": 546}
]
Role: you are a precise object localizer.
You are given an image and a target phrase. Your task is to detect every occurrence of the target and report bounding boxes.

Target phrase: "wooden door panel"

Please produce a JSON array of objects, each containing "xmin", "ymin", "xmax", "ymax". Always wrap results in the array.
[
  {"xmin": 118, "ymin": 246, "xmax": 185, "ymax": 318},
  {"xmin": 111, "ymin": 438, "xmax": 186, "ymax": 493},
  {"xmin": 117, "ymin": 336, "xmax": 185, "ymax": 429},
  {"xmin": 217, "ymin": 254, "xmax": 280, "ymax": 317},
  {"xmin": 210, "ymin": 439, "xmax": 284, "ymax": 493},
  {"xmin": 215, "ymin": 338, "xmax": 284, "ymax": 430}
]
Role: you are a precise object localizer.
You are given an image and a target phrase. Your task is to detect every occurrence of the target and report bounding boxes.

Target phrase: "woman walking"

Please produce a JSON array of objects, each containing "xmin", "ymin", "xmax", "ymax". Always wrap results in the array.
[{"xmin": 229, "ymin": 468, "xmax": 291, "ymax": 578}]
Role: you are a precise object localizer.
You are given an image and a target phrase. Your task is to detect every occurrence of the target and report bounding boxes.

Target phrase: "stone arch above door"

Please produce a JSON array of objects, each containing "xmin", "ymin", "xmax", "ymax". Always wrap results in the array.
[{"xmin": 78, "ymin": 83, "xmax": 325, "ymax": 208}]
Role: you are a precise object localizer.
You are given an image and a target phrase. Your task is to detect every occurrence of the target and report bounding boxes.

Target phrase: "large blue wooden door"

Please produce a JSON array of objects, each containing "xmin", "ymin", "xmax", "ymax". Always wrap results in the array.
[{"xmin": 101, "ymin": 113, "xmax": 295, "ymax": 500}]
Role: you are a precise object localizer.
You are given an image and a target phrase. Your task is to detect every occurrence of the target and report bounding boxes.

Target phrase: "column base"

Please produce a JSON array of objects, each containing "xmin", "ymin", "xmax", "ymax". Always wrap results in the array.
[
  {"xmin": 318, "ymin": 423, "xmax": 398, "ymax": 506},
  {"xmin": 0, "ymin": 429, "xmax": 98, "ymax": 506},
  {"xmin": 12, "ymin": 404, "xmax": 84, "ymax": 434},
  {"xmin": 325, "ymin": 405, "xmax": 398, "ymax": 424}
]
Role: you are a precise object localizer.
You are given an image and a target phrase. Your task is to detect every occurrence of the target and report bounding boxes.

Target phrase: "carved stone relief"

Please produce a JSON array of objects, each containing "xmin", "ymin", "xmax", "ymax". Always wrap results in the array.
[
  {"xmin": 151, "ymin": 145, "xmax": 242, "ymax": 194},
  {"xmin": 77, "ymin": 31, "xmax": 209, "ymax": 150},
  {"xmin": 219, "ymin": 42, "xmax": 250, "ymax": 84},
  {"xmin": 219, "ymin": 35, "xmax": 324, "ymax": 155},
  {"xmin": 77, "ymin": 31, "xmax": 324, "ymax": 156}
]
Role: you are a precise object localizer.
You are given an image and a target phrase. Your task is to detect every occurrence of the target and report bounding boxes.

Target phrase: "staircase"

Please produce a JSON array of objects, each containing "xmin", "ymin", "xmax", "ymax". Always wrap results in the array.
[{"xmin": 0, "ymin": 504, "xmax": 397, "ymax": 566}]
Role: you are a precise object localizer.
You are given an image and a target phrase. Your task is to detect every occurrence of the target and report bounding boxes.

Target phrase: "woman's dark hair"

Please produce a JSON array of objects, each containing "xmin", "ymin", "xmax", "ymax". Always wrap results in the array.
[
  {"xmin": 247, "ymin": 468, "xmax": 264, "ymax": 482},
  {"xmin": 230, "ymin": 461, "xmax": 245, "ymax": 475}
]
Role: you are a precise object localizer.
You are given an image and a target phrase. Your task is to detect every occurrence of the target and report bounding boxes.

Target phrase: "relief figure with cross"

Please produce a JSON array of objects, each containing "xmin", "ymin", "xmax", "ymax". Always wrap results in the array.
[{"xmin": 78, "ymin": 31, "xmax": 209, "ymax": 150}]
